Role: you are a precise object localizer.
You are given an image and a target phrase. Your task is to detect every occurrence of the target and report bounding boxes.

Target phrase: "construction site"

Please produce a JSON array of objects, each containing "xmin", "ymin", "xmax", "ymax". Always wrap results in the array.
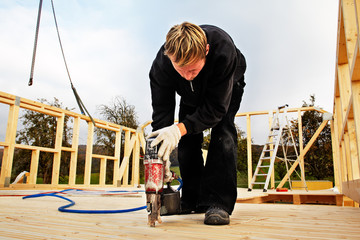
[{"xmin": 1, "ymin": 0, "xmax": 360, "ymax": 239}]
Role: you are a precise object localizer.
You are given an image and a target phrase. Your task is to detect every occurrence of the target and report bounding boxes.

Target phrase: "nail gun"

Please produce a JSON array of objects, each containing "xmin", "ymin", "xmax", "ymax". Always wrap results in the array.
[{"xmin": 144, "ymin": 137, "xmax": 181, "ymax": 227}]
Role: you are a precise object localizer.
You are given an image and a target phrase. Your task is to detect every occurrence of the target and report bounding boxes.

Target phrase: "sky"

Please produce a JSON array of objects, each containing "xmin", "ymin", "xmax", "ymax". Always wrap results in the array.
[{"xmin": 0, "ymin": 0, "xmax": 339, "ymax": 144}]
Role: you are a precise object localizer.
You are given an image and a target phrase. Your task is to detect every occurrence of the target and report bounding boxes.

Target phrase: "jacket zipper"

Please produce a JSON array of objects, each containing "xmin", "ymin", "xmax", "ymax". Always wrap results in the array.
[{"xmin": 190, "ymin": 81, "xmax": 194, "ymax": 92}]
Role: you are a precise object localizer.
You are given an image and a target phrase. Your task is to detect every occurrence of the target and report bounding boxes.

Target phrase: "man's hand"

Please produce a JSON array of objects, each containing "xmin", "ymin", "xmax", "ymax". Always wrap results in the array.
[{"xmin": 148, "ymin": 124, "xmax": 182, "ymax": 161}]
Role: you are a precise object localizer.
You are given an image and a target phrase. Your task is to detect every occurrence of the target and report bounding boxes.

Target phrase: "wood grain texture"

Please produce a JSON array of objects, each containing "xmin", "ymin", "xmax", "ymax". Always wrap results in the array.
[{"xmin": 0, "ymin": 189, "xmax": 359, "ymax": 240}]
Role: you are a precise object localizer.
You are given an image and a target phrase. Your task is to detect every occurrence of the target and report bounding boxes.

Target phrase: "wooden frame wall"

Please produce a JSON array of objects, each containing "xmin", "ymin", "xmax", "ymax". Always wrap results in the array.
[
  {"xmin": 0, "ymin": 90, "xmax": 344, "ymax": 194},
  {"xmin": 0, "ymin": 91, "xmax": 146, "ymax": 189},
  {"xmin": 332, "ymin": 0, "xmax": 360, "ymax": 204},
  {"xmin": 235, "ymin": 107, "xmax": 331, "ymax": 190}
]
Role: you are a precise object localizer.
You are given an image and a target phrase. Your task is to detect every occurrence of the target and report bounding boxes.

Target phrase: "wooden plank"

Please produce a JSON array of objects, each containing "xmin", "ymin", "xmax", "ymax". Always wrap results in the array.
[
  {"xmin": 118, "ymin": 132, "xmax": 136, "ymax": 186},
  {"xmin": 277, "ymin": 120, "xmax": 329, "ymax": 188},
  {"xmin": 342, "ymin": 179, "xmax": 360, "ymax": 203},
  {"xmin": 138, "ymin": 129, "xmax": 146, "ymax": 155},
  {"xmin": 332, "ymin": 99, "xmax": 343, "ymax": 191},
  {"xmin": 0, "ymin": 189, "xmax": 359, "ymax": 239},
  {"xmin": 84, "ymin": 122, "xmax": 94, "ymax": 186},
  {"xmin": 341, "ymin": 139, "xmax": 348, "ymax": 182},
  {"xmin": 268, "ymin": 112, "xmax": 275, "ymax": 189},
  {"xmin": 338, "ymin": 2, "xmax": 348, "ymax": 65},
  {"xmin": 69, "ymin": 116, "xmax": 80, "ymax": 186},
  {"xmin": 61, "ymin": 146, "xmax": 75, "ymax": 152},
  {"xmin": 344, "ymin": 127, "xmax": 353, "ymax": 181},
  {"xmin": 99, "ymin": 157, "xmax": 107, "ymax": 186},
  {"xmin": 351, "ymin": 81, "xmax": 360, "ymax": 178},
  {"xmin": 337, "ymin": 64, "xmax": 351, "ymax": 129},
  {"xmin": 92, "ymin": 154, "xmax": 118, "ymax": 160},
  {"xmin": 342, "ymin": 0, "xmax": 358, "ymax": 65},
  {"xmin": 293, "ymin": 194, "xmax": 301, "ymax": 205},
  {"xmin": 246, "ymin": 114, "xmax": 252, "ymax": 188},
  {"xmin": 14, "ymin": 144, "xmax": 59, "ymax": 153},
  {"xmin": 132, "ymin": 133, "xmax": 140, "ymax": 186},
  {"xmin": 29, "ymin": 149, "xmax": 40, "ymax": 185},
  {"xmin": 350, "ymin": 35, "xmax": 360, "ymax": 80},
  {"xmin": 0, "ymin": 103, "xmax": 20, "ymax": 187},
  {"xmin": 235, "ymin": 106, "xmax": 328, "ymax": 118},
  {"xmin": 113, "ymin": 130, "xmax": 122, "ymax": 185},
  {"xmin": 348, "ymin": 119, "xmax": 359, "ymax": 179},
  {"xmin": 123, "ymin": 131, "xmax": 131, "ymax": 185},
  {"xmin": 51, "ymin": 113, "xmax": 65, "ymax": 185},
  {"xmin": 297, "ymin": 109, "xmax": 305, "ymax": 181}
]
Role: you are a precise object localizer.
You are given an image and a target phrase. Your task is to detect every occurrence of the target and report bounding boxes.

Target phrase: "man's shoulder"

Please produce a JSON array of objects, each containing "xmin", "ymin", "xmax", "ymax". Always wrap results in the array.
[{"xmin": 200, "ymin": 25, "xmax": 229, "ymax": 37}]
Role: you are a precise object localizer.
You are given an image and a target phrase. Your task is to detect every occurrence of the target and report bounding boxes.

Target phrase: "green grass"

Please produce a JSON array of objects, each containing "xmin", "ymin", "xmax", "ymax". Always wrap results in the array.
[{"xmin": 36, "ymin": 173, "xmax": 101, "ymax": 185}]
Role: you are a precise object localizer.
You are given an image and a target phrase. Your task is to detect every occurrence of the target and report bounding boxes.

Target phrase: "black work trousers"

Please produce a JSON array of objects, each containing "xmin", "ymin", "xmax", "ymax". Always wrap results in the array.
[{"xmin": 178, "ymin": 81, "xmax": 244, "ymax": 215}]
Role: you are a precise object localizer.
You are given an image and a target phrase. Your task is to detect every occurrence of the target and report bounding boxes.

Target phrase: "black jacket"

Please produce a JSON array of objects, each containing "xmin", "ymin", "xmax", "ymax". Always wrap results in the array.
[{"xmin": 150, "ymin": 25, "xmax": 246, "ymax": 134}]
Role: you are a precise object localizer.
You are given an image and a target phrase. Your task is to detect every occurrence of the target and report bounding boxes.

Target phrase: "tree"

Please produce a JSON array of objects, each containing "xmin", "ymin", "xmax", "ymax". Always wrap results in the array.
[
  {"xmin": 236, "ymin": 126, "xmax": 248, "ymax": 173},
  {"xmin": 291, "ymin": 95, "xmax": 333, "ymax": 180},
  {"xmin": 14, "ymin": 98, "xmax": 73, "ymax": 183},
  {"xmin": 95, "ymin": 96, "xmax": 139, "ymax": 154},
  {"xmin": 95, "ymin": 96, "xmax": 139, "ymax": 183}
]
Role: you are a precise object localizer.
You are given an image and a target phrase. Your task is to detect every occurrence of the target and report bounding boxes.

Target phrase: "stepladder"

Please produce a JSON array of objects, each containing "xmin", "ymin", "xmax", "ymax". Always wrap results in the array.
[{"xmin": 248, "ymin": 105, "xmax": 308, "ymax": 192}]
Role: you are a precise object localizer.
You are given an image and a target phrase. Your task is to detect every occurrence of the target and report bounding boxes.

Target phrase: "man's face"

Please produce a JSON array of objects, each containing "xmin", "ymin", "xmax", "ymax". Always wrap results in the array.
[{"xmin": 169, "ymin": 56, "xmax": 206, "ymax": 81}]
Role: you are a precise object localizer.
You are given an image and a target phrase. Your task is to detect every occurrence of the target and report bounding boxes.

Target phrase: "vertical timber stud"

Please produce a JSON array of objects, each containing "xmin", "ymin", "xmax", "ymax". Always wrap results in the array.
[
  {"xmin": 246, "ymin": 114, "xmax": 252, "ymax": 188},
  {"xmin": 29, "ymin": 149, "xmax": 40, "ymax": 185},
  {"xmin": 99, "ymin": 157, "xmax": 107, "ymax": 186},
  {"xmin": 348, "ymin": 120, "xmax": 359, "ymax": 179},
  {"xmin": 298, "ymin": 109, "xmax": 305, "ymax": 182},
  {"xmin": 114, "ymin": 128, "xmax": 122, "ymax": 186},
  {"xmin": 0, "ymin": 97, "xmax": 20, "ymax": 187},
  {"xmin": 341, "ymin": 0, "xmax": 357, "ymax": 183},
  {"xmin": 123, "ymin": 131, "xmax": 131, "ymax": 186},
  {"xmin": 331, "ymin": 108, "xmax": 342, "ymax": 191},
  {"xmin": 118, "ymin": 130, "xmax": 131, "ymax": 186},
  {"xmin": 354, "ymin": 0, "xmax": 360, "ymax": 169},
  {"xmin": 52, "ymin": 112, "xmax": 64, "ymax": 186},
  {"xmin": 352, "ymin": 81, "xmax": 360, "ymax": 179},
  {"xmin": 131, "ymin": 132, "xmax": 140, "ymax": 186},
  {"xmin": 84, "ymin": 121, "xmax": 94, "ymax": 186},
  {"xmin": 269, "ymin": 111, "xmax": 275, "ymax": 189},
  {"xmin": 69, "ymin": 116, "xmax": 80, "ymax": 186}
]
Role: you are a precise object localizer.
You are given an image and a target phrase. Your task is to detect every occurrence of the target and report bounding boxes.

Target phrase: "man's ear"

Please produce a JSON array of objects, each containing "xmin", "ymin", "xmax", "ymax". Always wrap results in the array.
[{"xmin": 206, "ymin": 44, "xmax": 210, "ymax": 56}]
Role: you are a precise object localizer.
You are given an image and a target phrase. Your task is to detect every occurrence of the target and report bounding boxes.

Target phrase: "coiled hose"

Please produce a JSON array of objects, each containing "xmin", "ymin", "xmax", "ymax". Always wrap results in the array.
[{"xmin": 23, "ymin": 178, "xmax": 183, "ymax": 214}]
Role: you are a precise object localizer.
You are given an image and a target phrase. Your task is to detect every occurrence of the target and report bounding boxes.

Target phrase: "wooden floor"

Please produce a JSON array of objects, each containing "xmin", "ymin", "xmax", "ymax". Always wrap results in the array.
[{"xmin": 0, "ymin": 188, "xmax": 359, "ymax": 240}]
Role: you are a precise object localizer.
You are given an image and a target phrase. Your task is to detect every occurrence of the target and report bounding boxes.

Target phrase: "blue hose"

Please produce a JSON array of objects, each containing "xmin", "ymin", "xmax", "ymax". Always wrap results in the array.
[
  {"xmin": 23, "ymin": 177, "xmax": 183, "ymax": 214},
  {"xmin": 23, "ymin": 189, "xmax": 147, "ymax": 214},
  {"xmin": 176, "ymin": 177, "xmax": 183, "ymax": 191}
]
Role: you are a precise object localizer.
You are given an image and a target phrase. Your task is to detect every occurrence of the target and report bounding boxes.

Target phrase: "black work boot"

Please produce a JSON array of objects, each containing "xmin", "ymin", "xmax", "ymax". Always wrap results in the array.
[{"xmin": 204, "ymin": 207, "xmax": 230, "ymax": 225}]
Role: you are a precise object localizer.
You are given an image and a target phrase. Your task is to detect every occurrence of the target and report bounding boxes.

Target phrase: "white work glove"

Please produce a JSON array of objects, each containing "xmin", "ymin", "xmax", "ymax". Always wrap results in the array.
[{"xmin": 148, "ymin": 124, "xmax": 181, "ymax": 161}]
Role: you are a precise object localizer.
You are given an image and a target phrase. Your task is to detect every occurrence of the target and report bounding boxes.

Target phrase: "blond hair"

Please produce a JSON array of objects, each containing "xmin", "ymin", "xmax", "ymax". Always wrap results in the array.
[{"xmin": 164, "ymin": 22, "xmax": 207, "ymax": 67}]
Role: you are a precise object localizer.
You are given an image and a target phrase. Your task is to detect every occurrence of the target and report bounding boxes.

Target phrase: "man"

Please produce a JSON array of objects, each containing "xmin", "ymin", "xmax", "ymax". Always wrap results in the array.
[{"xmin": 148, "ymin": 22, "xmax": 246, "ymax": 225}]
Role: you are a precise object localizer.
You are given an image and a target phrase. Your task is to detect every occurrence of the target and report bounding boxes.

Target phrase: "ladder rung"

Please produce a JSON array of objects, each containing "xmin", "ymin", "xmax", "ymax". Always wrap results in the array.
[
  {"xmin": 258, "ymin": 165, "xmax": 270, "ymax": 168},
  {"xmin": 255, "ymin": 174, "xmax": 267, "ymax": 176},
  {"xmin": 264, "ymin": 149, "xmax": 274, "ymax": 152},
  {"xmin": 261, "ymin": 157, "xmax": 271, "ymax": 160},
  {"xmin": 265, "ymin": 142, "xmax": 276, "ymax": 145},
  {"xmin": 252, "ymin": 182, "xmax": 265, "ymax": 185}
]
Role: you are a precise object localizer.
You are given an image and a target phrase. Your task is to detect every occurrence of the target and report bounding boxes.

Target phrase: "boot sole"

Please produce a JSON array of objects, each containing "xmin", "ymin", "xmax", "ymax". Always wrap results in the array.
[{"xmin": 204, "ymin": 214, "xmax": 230, "ymax": 225}]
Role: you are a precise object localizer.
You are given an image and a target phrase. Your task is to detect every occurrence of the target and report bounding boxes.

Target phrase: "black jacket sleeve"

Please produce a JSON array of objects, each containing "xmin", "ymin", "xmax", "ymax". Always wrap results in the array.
[{"xmin": 149, "ymin": 49, "xmax": 176, "ymax": 131}]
